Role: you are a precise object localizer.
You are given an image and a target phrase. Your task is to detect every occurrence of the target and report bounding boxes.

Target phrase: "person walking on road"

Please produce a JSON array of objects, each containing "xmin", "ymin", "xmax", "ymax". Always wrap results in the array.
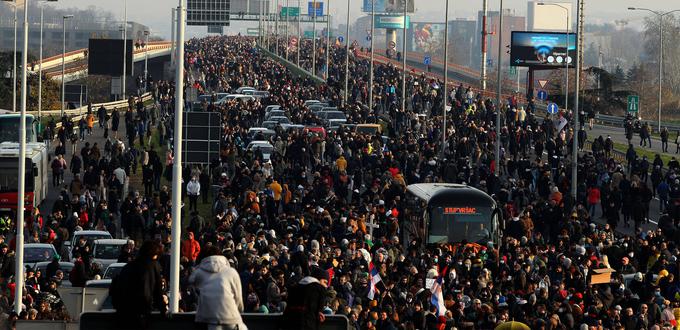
[
  {"xmin": 189, "ymin": 245, "xmax": 247, "ymax": 330},
  {"xmin": 110, "ymin": 240, "xmax": 167, "ymax": 329},
  {"xmin": 187, "ymin": 176, "xmax": 201, "ymax": 212},
  {"xmin": 661, "ymin": 127, "xmax": 669, "ymax": 152}
]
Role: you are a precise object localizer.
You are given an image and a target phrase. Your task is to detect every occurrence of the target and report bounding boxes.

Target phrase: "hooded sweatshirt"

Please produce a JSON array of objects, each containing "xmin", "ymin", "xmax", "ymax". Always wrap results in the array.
[{"xmin": 189, "ymin": 255, "xmax": 246, "ymax": 328}]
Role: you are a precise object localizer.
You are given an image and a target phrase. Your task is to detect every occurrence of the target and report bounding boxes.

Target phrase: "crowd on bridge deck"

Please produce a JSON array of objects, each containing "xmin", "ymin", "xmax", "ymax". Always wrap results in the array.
[{"xmin": 0, "ymin": 34, "xmax": 676, "ymax": 330}]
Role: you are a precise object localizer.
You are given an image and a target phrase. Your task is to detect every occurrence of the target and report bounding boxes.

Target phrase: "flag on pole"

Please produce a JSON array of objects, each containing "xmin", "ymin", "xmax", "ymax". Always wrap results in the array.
[
  {"xmin": 430, "ymin": 276, "xmax": 446, "ymax": 316},
  {"xmin": 367, "ymin": 262, "xmax": 382, "ymax": 300},
  {"xmin": 327, "ymin": 267, "xmax": 334, "ymax": 284}
]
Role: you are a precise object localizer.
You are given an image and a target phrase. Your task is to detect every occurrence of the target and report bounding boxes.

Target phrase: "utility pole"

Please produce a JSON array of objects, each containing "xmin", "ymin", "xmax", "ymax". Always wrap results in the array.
[
  {"xmin": 442, "ymin": 0, "xmax": 449, "ymax": 158},
  {"xmin": 343, "ymin": 0, "xmax": 350, "ymax": 106},
  {"xmin": 401, "ymin": 0, "xmax": 407, "ymax": 114}
]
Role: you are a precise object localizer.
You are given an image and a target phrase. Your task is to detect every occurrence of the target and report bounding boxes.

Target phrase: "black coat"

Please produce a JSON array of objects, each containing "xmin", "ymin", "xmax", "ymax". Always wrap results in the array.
[
  {"xmin": 110, "ymin": 258, "xmax": 165, "ymax": 320},
  {"xmin": 282, "ymin": 278, "xmax": 327, "ymax": 330}
]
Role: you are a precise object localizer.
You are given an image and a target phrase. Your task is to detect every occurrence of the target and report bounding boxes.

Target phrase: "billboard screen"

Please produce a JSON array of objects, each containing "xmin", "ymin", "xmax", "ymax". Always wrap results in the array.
[
  {"xmin": 187, "ymin": 0, "xmax": 230, "ymax": 26},
  {"xmin": 87, "ymin": 39, "xmax": 133, "ymax": 76},
  {"xmin": 363, "ymin": 0, "xmax": 414, "ymax": 13},
  {"xmin": 510, "ymin": 31, "xmax": 576, "ymax": 68},
  {"xmin": 411, "ymin": 23, "xmax": 445, "ymax": 54}
]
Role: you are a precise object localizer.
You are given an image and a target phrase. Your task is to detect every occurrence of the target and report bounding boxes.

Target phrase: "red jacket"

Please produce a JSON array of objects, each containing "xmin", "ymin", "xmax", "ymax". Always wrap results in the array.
[
  {"xmin": 587, "ymin": 187, "xmax": 601, "ymax": 205},
  {"xmin": 181, "ymin": 232, "xmax": 201, "ymax": 261}
]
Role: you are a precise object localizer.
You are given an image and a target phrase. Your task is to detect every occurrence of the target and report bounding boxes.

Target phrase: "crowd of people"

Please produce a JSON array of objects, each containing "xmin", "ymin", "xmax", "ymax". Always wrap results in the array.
[{"xmin": 0, "ymin": 34, "xmax": 677, "ymax": 330}]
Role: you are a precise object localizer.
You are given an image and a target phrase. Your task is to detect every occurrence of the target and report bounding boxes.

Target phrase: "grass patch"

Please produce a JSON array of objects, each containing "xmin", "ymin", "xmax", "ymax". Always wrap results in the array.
[{"xmin": 609, "ymin": 140, "xmax": 674, "ymax": 165}]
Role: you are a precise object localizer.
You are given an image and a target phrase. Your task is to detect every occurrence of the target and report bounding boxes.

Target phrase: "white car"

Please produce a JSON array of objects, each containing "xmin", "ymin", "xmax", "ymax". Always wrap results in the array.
[
  {"xmin": 236, "ymin": 86, "xmax": 256, "ymax": 93},
  {"xmin": 92, "ymin": 239, "xmax": 129, "ymax": 270},
  {"xmin": 103, "ymin": 262, "xmax": 127, "ymax": 280},
  {"xmin": 246, "ymin": 141, "xmax": 275, "ymax": 161},
  {"xmin": 65, "ymin": 230, "xmax": 112, "ymax": 261},
  {"xmin": 24, "ymin": 243, "xmax": 59, "ymax": 268}
]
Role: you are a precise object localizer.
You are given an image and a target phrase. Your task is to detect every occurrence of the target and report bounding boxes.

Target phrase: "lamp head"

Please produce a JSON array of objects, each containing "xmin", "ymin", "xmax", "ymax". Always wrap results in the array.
[
  {"xmin": 63, "ymin": 15, "xmax": 73, "ymax": 19},
  {"xmin": 627, "ymin": 7, "xmax": 636, "ymax": 10}
]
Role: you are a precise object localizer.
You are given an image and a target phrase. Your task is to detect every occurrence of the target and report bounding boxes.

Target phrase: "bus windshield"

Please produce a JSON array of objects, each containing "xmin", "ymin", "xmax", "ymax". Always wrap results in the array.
[
  {"xmin": 0, "ymin": 160, "xmax": 34, "ymax": 193},
  {"xmin": 0, "ymin": 117, "xmax": 37, "ymax": 143},
  {"xmin": 428, "ymin": 206, "xmax": 492, "ymax": 244}
]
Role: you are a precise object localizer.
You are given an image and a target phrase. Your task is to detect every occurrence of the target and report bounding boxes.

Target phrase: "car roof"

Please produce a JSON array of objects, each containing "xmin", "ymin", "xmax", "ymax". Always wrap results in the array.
[
  {"xmin": 35, "ymin": 261, "xmax": 74, "ymax": 267},
  {"xmin": 93, "ymin": 239, "xmax": 128, "ymax": 245},
  {"xmin": 249, "ymin": 141, "xmax": 273, "ymax": 145},
  {"xmin": 25, "ymin": 243, "xmax": 56, "ymax": 249},
  {"xmin": 106, "ymin": 263, "xmax": 127, "ymax": 268},
  {"xmin": 74, "ymin": 230, "xmax": 111, "ymax": 236}
]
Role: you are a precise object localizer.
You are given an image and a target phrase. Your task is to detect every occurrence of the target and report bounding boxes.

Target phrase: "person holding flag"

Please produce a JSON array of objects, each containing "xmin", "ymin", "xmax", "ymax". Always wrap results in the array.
[{"xmin": 367, "ymin": 262, "xmax": 382, "ymax": 301}]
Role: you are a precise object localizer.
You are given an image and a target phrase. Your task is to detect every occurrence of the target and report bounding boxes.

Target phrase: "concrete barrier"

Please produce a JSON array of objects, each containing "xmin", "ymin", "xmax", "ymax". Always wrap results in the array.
[{"xmin": 79, "ymin": 312, "xmax": 349, "ymax": 330}]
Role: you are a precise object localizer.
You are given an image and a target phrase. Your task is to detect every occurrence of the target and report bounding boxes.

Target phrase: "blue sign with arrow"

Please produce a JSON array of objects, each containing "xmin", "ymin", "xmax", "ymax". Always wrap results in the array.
[
  {"xmin": 424, "ymin": 55, "xmax": 431, "ymax": 65},
  {"xmin": 547, "ymin": 102, "xmax": 559, "ymax": 114},
  {"xmin": 537, "ymin": 90, "xmax": 547, "ymax": 101},
  {"xmin": 338, "ymin": 36, "xmax": 344, "ymax": 43}
]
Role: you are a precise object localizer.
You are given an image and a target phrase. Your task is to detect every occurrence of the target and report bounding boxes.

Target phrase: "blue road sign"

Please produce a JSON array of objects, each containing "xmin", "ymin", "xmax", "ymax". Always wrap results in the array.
[
  {"xmin": 537, "ymin": 90, "xmax": 547, "ymax": 101},
  {"xmin": 547, "ymin": 102, "xmax": 559, "ymax": 114},
  {"xmin": 338, "ymin": 36, "xmax": 344, "ymax": 43},
  {"xmin": 366, "ymin": 35, "xmax": 371, "ymax": 41},
  {"xmin": 424, "ymin": 55, "xmax": 431, "ymax": 65}
]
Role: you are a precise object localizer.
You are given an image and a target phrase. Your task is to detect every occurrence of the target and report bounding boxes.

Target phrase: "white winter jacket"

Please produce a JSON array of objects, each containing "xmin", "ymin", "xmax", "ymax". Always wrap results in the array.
[{"xmin": 189, "ymin": 255, "xmax": 247, "ymax": 328}]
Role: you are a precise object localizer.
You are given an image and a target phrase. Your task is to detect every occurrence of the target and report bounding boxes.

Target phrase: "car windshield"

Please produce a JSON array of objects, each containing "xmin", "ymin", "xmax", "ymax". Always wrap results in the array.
[
  {"xmin": 75, "ymin": 234, "xmax": 112, "ymax": 245},
  {"xmin": 94, "ymin": 244, "xmax": 123, "ymax": 259},
  {"xmin": 326, "ymin": 112, "xmax": 346, "ymax": 120},
  {"xmin": 25, "ymin": 247, "xmax": 55, "ymax": 263},
  {"xmin": 272, "ymin": 117, "xmax": 290, "ymax": 124},
  {"xmin": 104, "ymin": 266, "xmax": 124, "ymax": 279},
  {"xmin": 251, "ymin": 145, "xmax": 274, "ymax": 153}
]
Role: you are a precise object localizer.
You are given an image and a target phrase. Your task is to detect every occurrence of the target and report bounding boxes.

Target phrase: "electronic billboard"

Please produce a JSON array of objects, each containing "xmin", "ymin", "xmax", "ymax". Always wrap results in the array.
[
  {"xmin": 510, "ymin": 31, "xmax": 576, "ymax": 68},
  {"xmin": 363, "ymin": 0, "xmax": 414, "ymax": 13}
]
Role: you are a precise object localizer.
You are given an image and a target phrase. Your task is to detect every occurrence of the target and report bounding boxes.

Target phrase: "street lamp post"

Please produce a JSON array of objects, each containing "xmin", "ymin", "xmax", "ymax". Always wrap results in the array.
[
  {"xmin": 401, "ymin": 0, "xmax": 407, "ymax": 114},
  {"xmin": 36, "ymin": 0, "xmax": 59, "ymax": 121},
  {"xmin": 368, "ymin": 0, "xmax": 375, "ymax": 111},
  {"xmin": 343, "ymin": 0, "xmax": 350, "ymax": 106},
  {"xmin": 297, "ymin": 0, "xmax": 301, "ymax": 67},
  {"xmin": 325, "ymin": 0, "xmax": 330, "ymax": 80},
  {"xmin": 16, "ymin": 0, "xmax": 30, "ymax": 315},
  {"xmin": 538, "ymin": 3, "xmax": 569, "ymax": 111},
  {"xmin": 2, "ymin": 0, "xmax": 19, "ymax": 112},
  {"xmin": 494, "ymin": 0, "xmax": 503, "ymax": 176},
  {"xmin": 61, "ymin": 15, "xmax": 73, "ymax": 118},
  {"xmin": 311, "ymin": 0, "xmax": 317, "ymax": 75},
  {"xmin": 628, "ymin": 7, "xmax": 680, "ymax": 132},
  {"xmin": 170, "ymin": 0, "xmax": 187, "ymax": 314},
  {"xmin": 122, "ymin": 0, "xmax": 127, "ymax": 100},
  {"xmin": 441, "ymin": 0, "xmax": 449, "ymax": 159},
  {"xmin": 144, "ymin": 30, "xmax": 150, "ymax": 92}
]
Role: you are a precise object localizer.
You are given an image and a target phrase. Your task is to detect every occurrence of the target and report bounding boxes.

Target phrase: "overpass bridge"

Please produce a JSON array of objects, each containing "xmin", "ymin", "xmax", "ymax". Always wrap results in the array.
[{"xmin": 34, "ymin": 41, "xmax": 172, "ymax": 83}]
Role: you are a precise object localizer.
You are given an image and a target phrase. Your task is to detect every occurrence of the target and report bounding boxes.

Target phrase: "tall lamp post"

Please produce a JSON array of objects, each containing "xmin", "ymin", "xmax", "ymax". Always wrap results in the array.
[
  {"xmin": 61, "ymin": 15, "xmax": 73, "ymax": 118},
  {"xmin": 122, "ymin": 0, "xmax": 128, "ymax": 100},
  {"xmin": 170, "ymin": 0, "xmax": 186, "ymax": 314},
  {"xmin": 441, "ymin": 0, "xmax": 449, "ymax": 158},
  {"xmin": 143, "ymin": 30, "xmax": 150, "ymax": 92},
  {"xmin": 494, "ymin": 0, "xmax": 503, "ymax": 176},
  {"xmin": 38, "ymin": 1, "xmax": 60, "ymax": 122},
  {"xmin": 538, "ymin": 2, "xmax": 570, "ymax": 111},
  {"xmin": 628, "ymin": 7, "xmax": 680, "ymax": 132},
  {"xmin": 343, "ymin": 0, "xmax": 350, "ymax": 106},
  {"xmin": 1, "ymin": 0, "xmax": 18, "ymax": 112}
]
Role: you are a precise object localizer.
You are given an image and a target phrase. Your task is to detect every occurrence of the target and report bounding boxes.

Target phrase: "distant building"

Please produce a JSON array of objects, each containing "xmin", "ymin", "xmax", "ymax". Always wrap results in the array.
[
  {"xmin": 474, "ymin": 9, "xmax": 526, "ymax": 71},
  {"xmin": 0, "ymin": 18, "xmax": 149, "ymax": 58}
]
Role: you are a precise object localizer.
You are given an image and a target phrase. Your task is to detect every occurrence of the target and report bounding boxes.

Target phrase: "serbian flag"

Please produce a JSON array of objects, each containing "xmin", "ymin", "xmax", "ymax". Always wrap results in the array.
[
  {"xmin": 430, "ymin": 276, "xmax": 446, "ymax": 316},
  {"xmin": 327, "ymin": 267, "xmax": 334, "ymax": 284},
  {"xmin": 367, "ymin": 262, "xmax": 382, "ymax": 300}
]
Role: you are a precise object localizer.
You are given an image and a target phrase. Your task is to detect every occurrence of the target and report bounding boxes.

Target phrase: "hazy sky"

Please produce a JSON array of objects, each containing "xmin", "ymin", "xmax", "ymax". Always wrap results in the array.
[{"xmin": 42, "ymin": 0, "xmax": 678, "ymax": 39}]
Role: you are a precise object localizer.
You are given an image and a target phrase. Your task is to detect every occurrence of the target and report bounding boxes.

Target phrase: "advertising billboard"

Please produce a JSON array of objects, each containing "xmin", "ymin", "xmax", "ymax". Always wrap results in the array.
[
  {"xmin": 510, "ymin": 31, "xmax": 576, "ymax": 68},
  {"xmin": 363, "ymin": 0, "xmax": 414, "ymax": 13},
  {"xmin": 374, "ymin": 15, "xmax": 410, "ymax": 29},
  {"xmin": 410, "ymin": 23, "xmax": 445, "ymax": 54},
  {"xmin": 87, "ymin": 39, "xmax": 133, "ymax": 76}
]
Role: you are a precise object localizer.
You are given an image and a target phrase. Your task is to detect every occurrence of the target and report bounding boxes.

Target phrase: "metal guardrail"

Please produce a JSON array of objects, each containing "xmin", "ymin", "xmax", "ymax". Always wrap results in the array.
[{"xmin": 38, "ymin": 92, "xmax": 153, "ymax": 117}]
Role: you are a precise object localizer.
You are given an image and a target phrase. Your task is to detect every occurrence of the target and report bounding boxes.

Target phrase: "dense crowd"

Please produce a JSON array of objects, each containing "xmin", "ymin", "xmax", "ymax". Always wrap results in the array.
[{"xmin": 0, "ymin": 34, "xmax": 677, "ymax": 330}]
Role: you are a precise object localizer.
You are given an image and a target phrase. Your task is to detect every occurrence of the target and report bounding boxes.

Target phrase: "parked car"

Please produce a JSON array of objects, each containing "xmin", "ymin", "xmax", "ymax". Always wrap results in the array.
[
  {"xmin": 24, "ymin": 244, "xmax": 59, "ymax": 268},
  {"xmin": 103, "ymin": 262, "xmax": 127, "ymax": 280},
  {"xmin": 246, "ymin": 141, "xmax": 275, "ymax": 161},
  {"xmin": 92, "ymin": 239, "xmax": 129, "ymax": 270},
  {"xmin": 65, "ymin": 230, "xmax": 112, "ymax": 261}
]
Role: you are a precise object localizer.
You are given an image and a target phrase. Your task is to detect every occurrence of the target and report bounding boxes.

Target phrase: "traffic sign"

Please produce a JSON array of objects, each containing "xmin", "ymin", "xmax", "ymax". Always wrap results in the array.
[
  {"xmin": 537, "ymin": 90, "xmax": 547, "ymax": 101},
  {"xmin": 538, "ymin": 79, "xmax": 548, "ymax": 88},
  {"xmin": 337, "ymin": 36, "xmax": 344, "ymax": 43},
  {"xmin": 388, "ymin": 40, "xmax": 396, "ymax": 50},
  {"xmin": 366, "ymin": 35, "xmax": 371, "ymax": 41},
  {"xmin": 424, "ymin": 55, "xmax": 431, "ymax": 65},
  {"xmin": 280, "ymin": 7, "xmax": 300, "ymax": 17},
  {"xmin": 547, "ymin": 102, "xmax": 559, "ymax": 114},
  {"xmin": 627, "ymin": 95, "xmax": 640, "ymax": 113}
]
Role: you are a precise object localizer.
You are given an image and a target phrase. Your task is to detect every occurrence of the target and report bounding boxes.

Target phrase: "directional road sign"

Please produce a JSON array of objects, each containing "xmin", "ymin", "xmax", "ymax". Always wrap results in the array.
[
  {"xmin": 547, "ymin": 102, "xmax": 559, "ymax": 114},
  {"xmin": 537, "ymin": 90, "xmax": 547, "ymax": 101},
  {"xmin": 627, "ymin": 95, "xmax": 639, "ymax": 113},
  {"xmin": 423, "ymin": 55, "xmax": 431, "ymax": 65}
]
